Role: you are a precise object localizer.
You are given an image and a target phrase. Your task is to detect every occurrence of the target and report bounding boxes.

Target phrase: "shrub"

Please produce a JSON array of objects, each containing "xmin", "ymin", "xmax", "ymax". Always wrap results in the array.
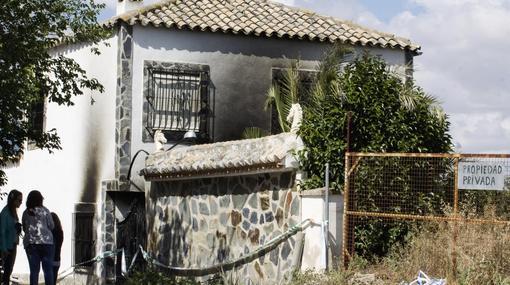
[
  {"xmin": 299, "ymin": 50, "xmax": 452, "ymax": 191},
  {"xmin": 125, "ymin": 267, "xmax": 199, "ymax": 285}
]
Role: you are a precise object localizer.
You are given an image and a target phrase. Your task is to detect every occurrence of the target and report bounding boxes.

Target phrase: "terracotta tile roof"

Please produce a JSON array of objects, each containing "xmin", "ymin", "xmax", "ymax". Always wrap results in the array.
[
  {"xmin": 141, "ymin": 133, "xmax": 304, "ymax": 180},
  {"xmin": 108, "ymin": 0, "xmax": 420, "ymax": 53}
]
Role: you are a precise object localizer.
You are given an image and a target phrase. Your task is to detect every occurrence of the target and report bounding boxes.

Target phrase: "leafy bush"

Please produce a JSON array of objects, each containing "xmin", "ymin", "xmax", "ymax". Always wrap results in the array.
[
  {"xmin": 289, "ymin": 269, "xmax": 350, "ymax": 285},
  {"xmin": 299, "ymin": 49, "xmax": 452, "ymax": 191},
  {"xmin": 125, "ymin": 267, "xmax": 199, "ymax": 285},
  {"xmin": 298, "ymin": 48, "xmax": 452, "ymax": 257},
  {"xmin": 125, "ymin": 266, "xmax": 242, "ymax": 285}
]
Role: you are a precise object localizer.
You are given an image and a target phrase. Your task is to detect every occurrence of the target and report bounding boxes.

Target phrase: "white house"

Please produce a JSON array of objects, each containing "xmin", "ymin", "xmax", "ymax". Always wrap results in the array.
[{"xmin": 2, "ymin": 0, "xmax": 420, "ymax": 283}]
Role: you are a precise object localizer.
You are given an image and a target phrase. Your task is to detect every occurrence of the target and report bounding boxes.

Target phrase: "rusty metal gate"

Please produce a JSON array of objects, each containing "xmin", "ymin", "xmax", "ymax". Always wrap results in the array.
[
  {"xmin": 342, "ymin": 152, "xmax": 510, "ymax": 267},
  {"xmin": 115, "ymin": 196, "xmax": 146, "ymax": 279}
]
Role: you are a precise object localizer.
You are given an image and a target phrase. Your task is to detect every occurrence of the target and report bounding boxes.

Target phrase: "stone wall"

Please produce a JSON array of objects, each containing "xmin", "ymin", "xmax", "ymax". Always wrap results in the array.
[
  {"xmin": 147, "ymin": 171, "xmax": 301, "ymax": 284},
  {"xmin": 115, "ymin": 22, "xmax": 133, "ymax": 191},
  {"xmin": 100, "ymin": 180, "xmax": 118, "ymax": 282}
]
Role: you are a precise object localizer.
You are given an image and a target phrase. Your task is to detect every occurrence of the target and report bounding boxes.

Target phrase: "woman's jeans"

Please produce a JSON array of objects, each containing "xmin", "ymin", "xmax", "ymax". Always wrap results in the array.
[
  {"xmin": 1, "ymin": 247, "xmax": 17, "ymax": 285},
  {"xmin": 25, "ymin": 244, "xmax": 55, "ymax": 285}
]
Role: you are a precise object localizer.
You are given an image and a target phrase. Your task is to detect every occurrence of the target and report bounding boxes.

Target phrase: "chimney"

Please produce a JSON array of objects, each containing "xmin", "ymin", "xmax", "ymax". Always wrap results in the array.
[{"xmin": 117, "ymin": 0, "xmax": 144, "ymax": 15}]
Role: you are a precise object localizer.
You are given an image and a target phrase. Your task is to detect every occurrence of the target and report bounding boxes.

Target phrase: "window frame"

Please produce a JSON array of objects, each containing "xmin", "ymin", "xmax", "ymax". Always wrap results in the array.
[
  {"xmin": 142, "ymin": 61, "xmax": 214, "ymax": 143},
  {"xmin": 72, "ymin": 204, "xmax": 96, "ymax": 268},
  {"xmin": 27, "ymin": 95, "xmax": 47, "ymax": 151}
]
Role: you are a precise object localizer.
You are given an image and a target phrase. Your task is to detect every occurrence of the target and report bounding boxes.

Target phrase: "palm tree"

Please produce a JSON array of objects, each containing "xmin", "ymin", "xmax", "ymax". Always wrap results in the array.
[
  {"xmin": 241, "ymin": 45, "xmax": 351, "ymax": 139},
  {"xmin": 241, "ymin": 62, "xmax": 302, "ymax": 139}
]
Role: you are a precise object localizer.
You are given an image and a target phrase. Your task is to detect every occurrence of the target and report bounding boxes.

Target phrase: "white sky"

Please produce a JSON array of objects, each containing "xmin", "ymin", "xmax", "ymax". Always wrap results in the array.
[{"xmin": 101, "ymin": 0, "xmax": 510, "ymax": 154}]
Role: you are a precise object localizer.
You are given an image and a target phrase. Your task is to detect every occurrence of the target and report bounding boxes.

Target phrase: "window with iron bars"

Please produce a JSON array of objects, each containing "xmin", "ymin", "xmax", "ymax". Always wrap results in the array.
[{"xmin": 146, "ymin": 68, "xmax": 214, "ymax": 142}]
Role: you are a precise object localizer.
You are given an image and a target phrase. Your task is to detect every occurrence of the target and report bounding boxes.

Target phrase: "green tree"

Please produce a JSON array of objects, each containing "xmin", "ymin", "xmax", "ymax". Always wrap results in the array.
[
  {"xmin": 300, "ymin": 50, "xmax": 452, "ymax": 190},
  {"xmin": 299, "ymin": 49, "xmax": 452, "ymax": 258},
  {"xmin": 0, "ymin": 0, "xmax": 109, "ymax": 188}
]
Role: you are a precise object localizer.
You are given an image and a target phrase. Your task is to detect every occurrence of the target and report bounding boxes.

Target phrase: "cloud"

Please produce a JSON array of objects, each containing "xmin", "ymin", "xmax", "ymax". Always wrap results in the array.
[
  {"xmin": 450, "ymin": 112, "xmax": 510, "ymax": 153},
  {"xmin": 97, "ymin": 0, "xmax": 116, "ymax": 19},
  {"xmin": 384, "ymin": 0, "xmax": 510, "ymax": 153},
  {"xmin": 275, "ymin": 0, "xmax": 296, "ymax": 6},
  {"xmin": 277, "ymin": 0, "xmax": 510, "ymax": 153},
  {"xmin": 99, "ymin": 0, "xmax": 161, "ymax": 19},
  {"xmin": 285, "ymin": 0, "xmax": 383, "ymax": 27}
]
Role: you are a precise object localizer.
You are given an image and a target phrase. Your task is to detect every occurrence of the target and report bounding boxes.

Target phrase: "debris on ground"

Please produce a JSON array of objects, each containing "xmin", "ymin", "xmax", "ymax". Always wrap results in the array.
[{"xmin": 399, "ymin": 271, "xmax": 446, "ymax": 285}]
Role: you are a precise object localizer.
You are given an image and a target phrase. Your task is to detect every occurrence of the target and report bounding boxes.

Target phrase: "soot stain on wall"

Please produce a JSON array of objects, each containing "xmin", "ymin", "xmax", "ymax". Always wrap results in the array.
[{"xmin": 80, "ymin": 115, "xmax": 102, "ymax": 203}]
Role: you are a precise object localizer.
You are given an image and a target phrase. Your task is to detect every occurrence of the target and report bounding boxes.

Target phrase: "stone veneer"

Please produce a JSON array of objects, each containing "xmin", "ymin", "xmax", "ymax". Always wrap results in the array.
[
  {"xmin": 100, "ymin": 180, "xmax": 118, "ymax": 283},
  {"xmin": 147, "ymin": 171, "xmax": 301, "ymax": 284},
  {"xmin": 116, "ymin": 23, "xmax": 133, "ymax": 191}
]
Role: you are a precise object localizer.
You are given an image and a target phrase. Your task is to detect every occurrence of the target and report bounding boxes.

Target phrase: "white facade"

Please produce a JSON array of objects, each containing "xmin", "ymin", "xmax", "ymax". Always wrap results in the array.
[
  {"xmin": 2, "ymin": 36, "xmax": 118, "ymax": 275},
  {"xmin": 1, "ymin": 17, "xmax": 409, "ymax": 279}
]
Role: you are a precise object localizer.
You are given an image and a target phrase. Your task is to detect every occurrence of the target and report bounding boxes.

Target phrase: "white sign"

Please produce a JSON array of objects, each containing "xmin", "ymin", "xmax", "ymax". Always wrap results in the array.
[{"xmin": 458, "ymin": 160, "xmax": 510, "ymax": 191}]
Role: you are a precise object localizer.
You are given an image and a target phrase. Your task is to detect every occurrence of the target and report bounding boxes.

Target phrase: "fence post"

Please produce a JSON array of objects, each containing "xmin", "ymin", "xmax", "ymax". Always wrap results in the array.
[
  {"xmin": 452, "ymin": 155, "xmax": 460, "ymax": 279},
  {"xmin": 342, "ymin": 153, "xmax": 352, "ymax": 268},
  {"xmin": 346, "ymin": 112, "xmax": 353, "ymax": 152},
  {"xmin": 325, "ymin": 163, "xmax": 330, "ymax": 270}
]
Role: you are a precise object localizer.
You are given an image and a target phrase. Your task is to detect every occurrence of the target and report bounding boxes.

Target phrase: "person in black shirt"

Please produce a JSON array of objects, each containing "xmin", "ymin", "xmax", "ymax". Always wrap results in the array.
[{"xmin": 50, "ymin": 213, "xmax": 63, "ymax": 285}]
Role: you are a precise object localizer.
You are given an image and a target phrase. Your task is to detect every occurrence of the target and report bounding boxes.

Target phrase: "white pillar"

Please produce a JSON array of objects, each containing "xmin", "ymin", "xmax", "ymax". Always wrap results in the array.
[{"xmin": 300, "ymin": 188, "xmax": 344, "ymax": 271}]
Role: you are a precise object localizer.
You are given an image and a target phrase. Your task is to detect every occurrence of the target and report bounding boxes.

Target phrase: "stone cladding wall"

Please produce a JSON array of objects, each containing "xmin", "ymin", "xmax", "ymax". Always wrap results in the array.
[
  {"xmin": 147, "ymin": 171, "xmax": 301, "ymax": 284},
  {"xmin": 116, "ymin": 23, "xmax": 133, "ymax": 191},
  {"xmin": 99, "ymin": 180, "xmax": 118, "ymax": 282}
]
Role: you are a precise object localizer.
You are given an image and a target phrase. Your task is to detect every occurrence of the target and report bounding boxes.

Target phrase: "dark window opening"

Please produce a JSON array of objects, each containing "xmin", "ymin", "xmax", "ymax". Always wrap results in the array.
[
  {"xmin": 73, "ymin": 208, "xmax": 95, "ymax": 267},
  {"xmin": 26, "ymin": 96, "xmax": 46, "ymax": 150},
  {"xmin": 30, "ymin": 99, "xmax": 45, "ymax": 136},
  {"xmin": 146, "ymin": 68, "xmax": 215, "ymax": 143}
]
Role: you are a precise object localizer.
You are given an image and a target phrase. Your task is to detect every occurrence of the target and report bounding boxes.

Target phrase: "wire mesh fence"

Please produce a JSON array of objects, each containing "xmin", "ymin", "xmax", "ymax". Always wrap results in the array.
[{"xmin": 342, "ymin": 153, "xmax": 510, "ymax": 269}]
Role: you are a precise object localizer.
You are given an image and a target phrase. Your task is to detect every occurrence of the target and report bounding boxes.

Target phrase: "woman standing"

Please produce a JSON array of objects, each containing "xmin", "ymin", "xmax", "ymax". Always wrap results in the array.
[
  {"xmin": 0, "ymin": 190, "xmax": 23, "ymax": 285},
  {"xmin": 22, "ymin": 190, "xmax": 54, "ymax": 285},
  {"xmin": 50, "ymin": 213, "xmax": 63, "ymax": 285}
]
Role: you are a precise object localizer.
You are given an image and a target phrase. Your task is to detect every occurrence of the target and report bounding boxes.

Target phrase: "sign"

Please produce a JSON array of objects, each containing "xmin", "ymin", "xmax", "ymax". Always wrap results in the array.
[{"xmin": 458, "ymin": 160, "xmax": 510, "ymax": 191}]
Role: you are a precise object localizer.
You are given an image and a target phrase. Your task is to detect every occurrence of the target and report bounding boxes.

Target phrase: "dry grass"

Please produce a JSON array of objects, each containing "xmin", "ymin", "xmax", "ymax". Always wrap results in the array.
[
  {"xmin": 372, "ymin": 206, "xmax": 510, "ymax": 284},
  {"xmin": 292, "ymin": 206, "xmax": 510, "ymax": 285}
]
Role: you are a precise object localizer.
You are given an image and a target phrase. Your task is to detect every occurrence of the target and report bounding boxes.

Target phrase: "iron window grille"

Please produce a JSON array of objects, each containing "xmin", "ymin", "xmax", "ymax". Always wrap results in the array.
[{"xmin": 146, "ymin": 67, "xmax": 215, "ymax": 142}]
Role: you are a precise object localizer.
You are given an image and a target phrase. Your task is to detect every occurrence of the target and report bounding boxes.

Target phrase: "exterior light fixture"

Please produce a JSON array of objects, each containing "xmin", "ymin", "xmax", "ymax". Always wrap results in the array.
[{"xmin": 166, "ymin": 130, "xmax": 197, "ymax": 151}]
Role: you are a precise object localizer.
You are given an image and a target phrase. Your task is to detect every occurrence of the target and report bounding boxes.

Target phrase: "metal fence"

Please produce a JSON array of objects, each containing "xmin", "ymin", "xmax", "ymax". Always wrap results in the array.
[{"xmin": 342, "ymin": 152, "xmax": 510, "ymax": 267}]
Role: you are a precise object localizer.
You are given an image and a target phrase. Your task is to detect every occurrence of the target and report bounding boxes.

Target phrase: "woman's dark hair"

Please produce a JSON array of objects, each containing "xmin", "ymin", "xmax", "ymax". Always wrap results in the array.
[
  {"xmin": 26, "ymin": 190, "xmax": 44, "ymax": 209},
  {"xmin": 7, "ymin": 189, "xmax": 22, "ymax": 218},
  {"xmin": 51, "ymin": 212, "xmax": 63, "ymax": 232}
]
